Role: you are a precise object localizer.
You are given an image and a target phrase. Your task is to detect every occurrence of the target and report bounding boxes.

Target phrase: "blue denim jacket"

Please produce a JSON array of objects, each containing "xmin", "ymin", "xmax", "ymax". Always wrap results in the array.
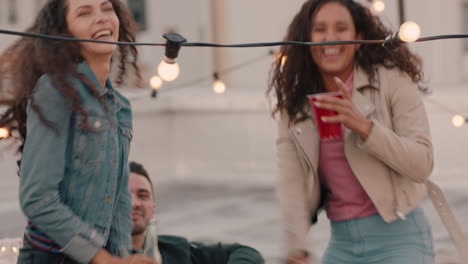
[{"xmin": 19, "ymin": 61, "xmax": 133, "ymax": 263}]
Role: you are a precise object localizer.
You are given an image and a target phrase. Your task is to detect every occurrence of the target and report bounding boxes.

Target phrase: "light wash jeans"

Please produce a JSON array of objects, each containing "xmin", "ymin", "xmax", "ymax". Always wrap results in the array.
[{"xmin": 322, "ymin": 207, "xmax": 435, "ymax": 264}]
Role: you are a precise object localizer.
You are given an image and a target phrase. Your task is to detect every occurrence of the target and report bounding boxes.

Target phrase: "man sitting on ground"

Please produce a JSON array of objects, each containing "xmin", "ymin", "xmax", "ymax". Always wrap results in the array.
[{"xmin": 129, "ymin": 161, "xmax": 265, "ymax": 264}]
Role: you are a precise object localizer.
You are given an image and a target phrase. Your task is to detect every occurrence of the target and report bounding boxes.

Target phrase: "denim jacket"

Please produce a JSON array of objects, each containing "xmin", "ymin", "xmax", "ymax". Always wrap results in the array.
[{"xmin": 19, "ymin": 61, "xmax": 133, "ymax": 263}]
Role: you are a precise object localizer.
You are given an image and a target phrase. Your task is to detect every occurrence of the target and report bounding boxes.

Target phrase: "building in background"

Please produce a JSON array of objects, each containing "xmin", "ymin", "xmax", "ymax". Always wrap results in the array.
[{"xmin": 0, "ymin": 0, "xmax": 467, "ymax": 93}]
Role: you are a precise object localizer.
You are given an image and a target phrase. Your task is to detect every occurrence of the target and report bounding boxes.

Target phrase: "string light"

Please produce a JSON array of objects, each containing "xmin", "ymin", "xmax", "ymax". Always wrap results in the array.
[
  {"xmin": 157, "ymin": 60, "xmax": 180, "ymax": 82},
  {"xmin": 452, "ymin": 115, "xmax": 467, "ymax": 128},
  {"xmin": 371, "ymin": 0, "xmax": 385, "ymax": 14},
  {"xmin": 399, "ymin": 21, "xmax": 421, "ymax": 43},
  {"xmin": 150, "ymin": 75, "xmax": 163, "ymax": 98},
  {"xmin": 274, "ymin": 52, "xmax": 287, "ymax": 68},
  {"xmin": 0, "ymin": 127, "xmax": 9, "ymax": 139},
  {"xmin": 157, "ymin": 33, "xmax": 186, "ymax": 82},
  {"xmin": 212, "ymin": 73, "xmax": 226, "ymax": 94}
]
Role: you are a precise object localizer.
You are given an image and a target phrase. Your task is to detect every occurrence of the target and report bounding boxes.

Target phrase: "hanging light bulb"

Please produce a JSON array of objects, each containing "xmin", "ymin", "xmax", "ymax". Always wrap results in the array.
[
  {"xmin": 0, "ymin": 127, "xmax": 9, "ymax": 139},
  {"xmin": 452, "ymin": 115, "xmax": 467, "ymax": 128},
  {"xmin": 157, "ymin": 59, "xmax": 180, "ymax": 82},
  {"xmin": 372, "ymin": 0, "xmax": 385, "ymax": 14},
  {"xmin": 212, "ymin": 73, "xmax": 226, "ymax": 94},
  {"xmin": 157, "ymin": 33, "xmax": 187, "ymax": 82},
  {"xmin": 275, "ymin": 52, "xmax": 287, "ymax": 68},
  {"xmin": 398, "ymin": 21, "xmax": 421, "ymax": 42},
  {"xmin": 150, "ymin": 75, "xmax": 163, "ymax": 90},
  {"xmin": 150, "ymin": 75, "xmax": 163, "ymax": 98},
  {"xmin": 213, "ymin": 80, "xmax": 226, "ymax": 94}
]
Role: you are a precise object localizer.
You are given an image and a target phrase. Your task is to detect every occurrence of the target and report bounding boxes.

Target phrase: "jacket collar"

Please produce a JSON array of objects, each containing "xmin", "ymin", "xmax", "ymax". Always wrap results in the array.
[{"xmin": 77, "ymin": 61, "xmax": 111, "ymax": 97}]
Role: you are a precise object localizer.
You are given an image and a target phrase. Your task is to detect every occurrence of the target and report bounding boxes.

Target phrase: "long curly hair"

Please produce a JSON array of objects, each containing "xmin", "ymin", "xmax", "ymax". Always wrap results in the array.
[
  {"xmin": 0, "ymin": 0, "xmax": 141, "ymax": 166},
  {"xmin": 267, "ymin": 0, "xmax": 423, "ymax": 124}
]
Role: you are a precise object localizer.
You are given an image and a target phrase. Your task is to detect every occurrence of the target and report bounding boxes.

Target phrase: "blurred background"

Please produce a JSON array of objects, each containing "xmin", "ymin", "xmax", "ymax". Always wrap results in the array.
[{"xmin": 1, "ymin": 0, "xmax": 468, "ymax": 263}]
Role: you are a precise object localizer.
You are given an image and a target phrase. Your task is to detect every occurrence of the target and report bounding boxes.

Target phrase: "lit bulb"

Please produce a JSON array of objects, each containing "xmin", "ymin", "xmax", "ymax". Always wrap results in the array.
[
  {"xmin": 398, "ymin": 21, "xmax": 421, "ymax": 42},
  {"xmin": 275, "ymin": 53, "xmax": 287, "ymax": 67},
  {"xmin": 452, "ymin": 115, "xmax": 466, "ymax": 128},
  {"xmin": 213, "ymin": 80, "xmax": 226, "ymax": 94},
  {"xmin": 150, "ymin": 75, "xmax": 163, "ymax": 90},
  {"xmin": 0, "ymin": 246, "xmax": 5, "ymax": 252},
  {"xmin": 372, "ymin": 0, "xmax": 385, "ymax": 14},
  {"xmin": 157, "ymin": 60, "xmax": 180, "ymax": 82},
  {"xmin": 0, "ymin": 127, "xmax": 9, "ymax": 139},
  {"xmin": 12, "ymin": 247, "xmax": 18, "ymax": 254}
]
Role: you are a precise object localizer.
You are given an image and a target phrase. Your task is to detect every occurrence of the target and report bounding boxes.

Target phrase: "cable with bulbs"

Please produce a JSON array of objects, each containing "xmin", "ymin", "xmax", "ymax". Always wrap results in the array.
[{"xmin": 2, "ymin": 21, "xmax": 468, "ymax": 133}]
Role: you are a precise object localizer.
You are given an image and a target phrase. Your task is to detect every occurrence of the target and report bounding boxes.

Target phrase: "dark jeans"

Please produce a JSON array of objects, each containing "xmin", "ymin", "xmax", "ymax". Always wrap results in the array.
[{"xmin": 17, "ymin": 238, "xmax": 79, "ymax": 264}]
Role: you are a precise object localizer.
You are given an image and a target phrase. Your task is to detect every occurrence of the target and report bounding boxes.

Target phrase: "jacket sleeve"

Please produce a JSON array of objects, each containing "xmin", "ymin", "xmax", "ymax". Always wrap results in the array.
[
  {"xmin": 190, "ymin": 241, "xmax": 264, "ymax": 264},
  {"xmin": 357, "ymin": 69, "xmax": 433, "ymax": 183},
  {"xmin": 19, "ymin": 75, "xmax": 104, "ymax": 263},
  {"xmin": 275, "ymin": 113, "xmax": 311, "ymax": 257},
  {"xmin": 107, "ymin": 165, "xmax": 133, "ymax": 256}
]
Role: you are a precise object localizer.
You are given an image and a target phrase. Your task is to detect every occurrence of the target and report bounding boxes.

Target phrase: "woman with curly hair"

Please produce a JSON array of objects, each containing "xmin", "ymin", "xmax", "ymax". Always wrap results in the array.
[
  {"xmin": 268, "ymin": 0, "xmax": 434, "ymax": 263},
  {"xmin": 0, "ymin": 0, "xmax": 155, "ymax": 263}
]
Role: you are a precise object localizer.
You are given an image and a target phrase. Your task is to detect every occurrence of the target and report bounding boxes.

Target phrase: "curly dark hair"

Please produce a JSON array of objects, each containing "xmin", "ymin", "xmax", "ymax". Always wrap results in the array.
[
  {"xmin": 267, "ymin": 0, "xmax": 423, "ymax": 124},
  {"xmin": 0, "ymin": 0, "xmax": 141, "ymax": 167}
]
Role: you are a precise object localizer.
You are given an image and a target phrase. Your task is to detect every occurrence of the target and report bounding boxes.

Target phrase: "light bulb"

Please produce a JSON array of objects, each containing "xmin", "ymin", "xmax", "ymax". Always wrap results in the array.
[
  {"xmin": 372, "ymin": 0, "xmax": 385, "ymax": 14},
  {"xmin": 12, "ymin": 247, "xmax": 18, "ymax": 254},
  {"xmin": 213, "ymin": 80, "xmax": 226, "ymax": 94},
  {"xmin": 275, "ymin": 53, "xmax": 287, "ymax": 67},
  {"xmin": 150, "ymin": 76, "xmax": 163, "ymax": 90},
  {"xmin": 0, "ymin": 127, "xmax": 9, "ymax": 139},
  {"xmin": 0, "ymin": 246, "xmax": 6, "ymax": 252},
  {"xmin": 452, "ymin": 115, "xmax": 466, "ymax": 128},
  {"xmin": 398, "ymin": 21, "xmax": 421, "ymax": 42},
  {"xmin": 157, "ymin": 60, "xmax": 180, "ymax": 82}
]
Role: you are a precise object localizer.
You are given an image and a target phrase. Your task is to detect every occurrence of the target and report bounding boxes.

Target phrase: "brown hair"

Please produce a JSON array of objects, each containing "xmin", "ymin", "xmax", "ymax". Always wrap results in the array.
[
  {"xmin": 267, "ymin": 0, "xmax": 423, "ymax": 124},
  {"xmin": 0, "ymin": 0, "xmax": 141, "ymax": 167}
]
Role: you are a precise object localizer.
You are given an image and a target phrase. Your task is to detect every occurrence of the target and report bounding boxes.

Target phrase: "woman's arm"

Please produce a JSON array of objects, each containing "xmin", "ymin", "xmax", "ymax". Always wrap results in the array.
[
  {"xmin": 276, "ymin": 114, "xmax": 312, "ymax": 257},
  {"xmin": 357, "ymin": 70, "xmax": 433, "ymax": 183}
]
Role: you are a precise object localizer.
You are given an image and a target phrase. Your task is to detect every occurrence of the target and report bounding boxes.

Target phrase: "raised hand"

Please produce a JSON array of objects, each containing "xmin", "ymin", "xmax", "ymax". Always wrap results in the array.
[{"xmin": 313, "ymin": 76, "xmax": 373, "ymax": 140}]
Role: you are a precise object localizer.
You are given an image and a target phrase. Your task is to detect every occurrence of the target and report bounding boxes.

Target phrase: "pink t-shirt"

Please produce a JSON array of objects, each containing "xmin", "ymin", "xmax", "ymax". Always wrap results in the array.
[{"xmin": 317, "ymin": 73, "xmax": 378, "ymax": 222}]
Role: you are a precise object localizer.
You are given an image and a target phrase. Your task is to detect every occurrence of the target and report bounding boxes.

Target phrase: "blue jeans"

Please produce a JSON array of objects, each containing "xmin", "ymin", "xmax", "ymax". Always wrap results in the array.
[{"xmin": 322, "ymin": 208, "xmax": 435, "ymax": 264}]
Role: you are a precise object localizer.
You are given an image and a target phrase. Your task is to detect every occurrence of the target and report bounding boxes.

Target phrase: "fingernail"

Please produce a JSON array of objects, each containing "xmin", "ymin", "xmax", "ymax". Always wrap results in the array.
[
  {"xmin": 314, "ymin": 102, "xmax": 321, "ymax": 107},
  {"xmin": 321, "ymin": 116, "xmax": 327, "ymax": 122}
]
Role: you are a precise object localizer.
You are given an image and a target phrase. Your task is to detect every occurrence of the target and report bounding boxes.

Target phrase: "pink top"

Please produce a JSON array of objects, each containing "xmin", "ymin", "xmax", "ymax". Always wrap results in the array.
[{"xmin": 317, "ymin": 73, "xmax": 378, "ymax": 222}]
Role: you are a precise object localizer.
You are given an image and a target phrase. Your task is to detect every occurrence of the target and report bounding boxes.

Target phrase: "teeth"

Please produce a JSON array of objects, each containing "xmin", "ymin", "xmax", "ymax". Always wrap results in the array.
[
  {"xmin": 94, "ymin": 29, "xmax": 111, "ymax": 39},
  {"xmin": 324, "ymin": 48, "xmax": 340, "ymax": 56}
]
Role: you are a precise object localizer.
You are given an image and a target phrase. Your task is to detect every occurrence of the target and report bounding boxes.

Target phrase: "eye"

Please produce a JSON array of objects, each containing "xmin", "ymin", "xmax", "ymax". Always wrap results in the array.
[
  {"xmin": 77, "ymin": 11, "xmax": 91, "ymax": 17},
  {"xmin": 313, "ymin": 27, "xmax": 326, "ymax": 33}
]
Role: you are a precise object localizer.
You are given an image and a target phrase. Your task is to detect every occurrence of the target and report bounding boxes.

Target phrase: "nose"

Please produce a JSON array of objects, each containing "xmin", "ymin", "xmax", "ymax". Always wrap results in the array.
[
  {"xmin": 94, "ymin": 10, "xmax": 109, "ymax": 25},
  {"xmin": 131, "ymin": 194, "xmax": 141, "ymax": 208},
  {"xmin": 323, "ymin": 30, "xmax": 339, "ymax": 42}
]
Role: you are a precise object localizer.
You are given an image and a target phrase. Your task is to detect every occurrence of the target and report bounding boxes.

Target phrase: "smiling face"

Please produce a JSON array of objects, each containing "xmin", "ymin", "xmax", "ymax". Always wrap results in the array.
[
  {"xmin": 130, "ymin": 172, "xmax": 156, "ymax": 235},
  {"xmin": 66, "ymin": 0, "xmax": 119, "ymax": 59},
  {"xmin": 310, "ymin": 1, "xmax": 361, "ymax": 80}
]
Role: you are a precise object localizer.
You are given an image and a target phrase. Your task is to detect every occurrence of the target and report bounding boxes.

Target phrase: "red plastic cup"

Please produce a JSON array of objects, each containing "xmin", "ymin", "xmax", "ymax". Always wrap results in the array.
[{"xmin": 308, "ymin": 92, "xmax": 343, "ymax": 140}]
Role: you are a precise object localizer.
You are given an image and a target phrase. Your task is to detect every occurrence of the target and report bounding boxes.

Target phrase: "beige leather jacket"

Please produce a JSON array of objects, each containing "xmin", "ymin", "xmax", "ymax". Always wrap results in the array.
[{"xmin": 276, "ymin": 66, "xmax": 433, "ymax": 255}]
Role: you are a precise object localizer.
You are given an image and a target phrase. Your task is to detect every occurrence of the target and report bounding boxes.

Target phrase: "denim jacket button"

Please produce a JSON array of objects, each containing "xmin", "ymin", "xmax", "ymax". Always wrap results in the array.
[{"xmin": 94, "ymin": 120, "xmax": 102, "ymax": 129}]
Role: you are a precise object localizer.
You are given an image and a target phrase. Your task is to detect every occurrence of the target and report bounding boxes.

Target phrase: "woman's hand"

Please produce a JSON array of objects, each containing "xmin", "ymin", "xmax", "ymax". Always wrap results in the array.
[{"xmin": 314, "ymin": 77, "xmax": 372, "ymax": 141}]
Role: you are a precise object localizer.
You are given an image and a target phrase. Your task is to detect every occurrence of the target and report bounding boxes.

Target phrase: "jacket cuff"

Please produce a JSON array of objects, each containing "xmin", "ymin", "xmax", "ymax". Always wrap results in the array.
[
  {"xmin": 61, "ymin": 230, "xmax": 105, "ymax": 263},
  {"xmin": 356, "ymin": 119, "xmax": 380, "ymax": 151}
]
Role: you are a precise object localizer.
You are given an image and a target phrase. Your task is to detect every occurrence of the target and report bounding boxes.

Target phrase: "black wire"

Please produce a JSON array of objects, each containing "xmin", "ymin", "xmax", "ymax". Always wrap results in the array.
[
  {"xmin": 0, "ymin": 29, "xmax": 165, "ymax": 46},
  {"xmin": 4, "ymin": 28, "xmax": 468, "ymax": 48}
]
